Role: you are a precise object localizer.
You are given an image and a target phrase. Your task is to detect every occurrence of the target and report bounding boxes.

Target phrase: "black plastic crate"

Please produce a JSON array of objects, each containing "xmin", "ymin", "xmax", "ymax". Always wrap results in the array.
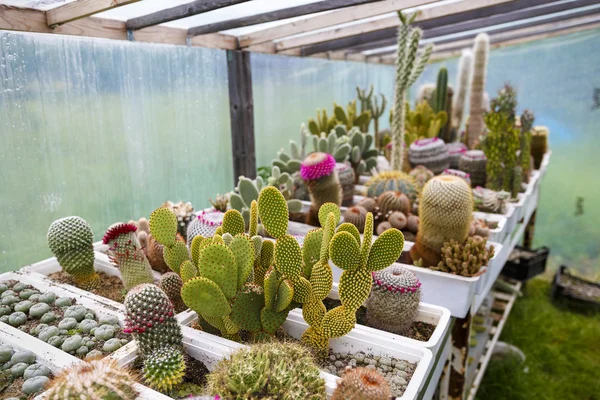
[
  {"xmin": 551, "ymin": 265, "xmax": 600, "ymax": 311},
  {"xmin": 501, "ymin": 246, "xmax": 550, "ymax": 281}
]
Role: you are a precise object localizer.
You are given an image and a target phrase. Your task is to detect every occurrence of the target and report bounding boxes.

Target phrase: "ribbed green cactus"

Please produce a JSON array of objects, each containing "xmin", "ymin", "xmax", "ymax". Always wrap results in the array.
[
  {"xmin": 158, "ymin": 272, "xmax": 186, "ymax": 313},
  {"xmin": 366, "ymin": 265, "xmax": 421, "ymax": 335},
  {"xmin": 206, "ymin": 342, "xmax": 326, "ymax": 399},
  {"xmin": 47, "ymin": 216, "xmax": 99, "ymax": 290},
  {"xmin": 466, "ymin": 33, "xmax": 489, "ymax": 149},
  {"xmin": 430, "ymin": 67, "xmax": 448, "ymax": 114},
  {"xmin": 123, "ymin": 284, "xmax": 186, "ymax": 392},
  {"xmin": 46, "ymin": 358, "xmax": 139, "ymax": 400},
  {"xmin": 103, "ymin": 223, "xmax": 154, "ymax": 291},
  {"xmin": 411, "ymin": 175, "xmax": 473, "ymax": 268},
  {"xmin": 391, "ymin": 12, "xmax": 434, "ymax": 170},
  {"xmin": 332, "ymin": 367, "xmax": 391, "ymax": 400},
  {"xmin": 365, "ymin": 171, "xmax": 418, "ymax": 204}
]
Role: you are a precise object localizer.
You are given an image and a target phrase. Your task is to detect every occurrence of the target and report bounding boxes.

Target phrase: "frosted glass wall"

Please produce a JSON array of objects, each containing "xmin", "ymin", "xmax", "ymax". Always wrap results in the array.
[
  {"xmin": 0, "ymin": 31, "xmax": 233, "ymax": 272},
  {"xmin": 252, "ymin": 53, "xmax": 395, "ymax": 167}
]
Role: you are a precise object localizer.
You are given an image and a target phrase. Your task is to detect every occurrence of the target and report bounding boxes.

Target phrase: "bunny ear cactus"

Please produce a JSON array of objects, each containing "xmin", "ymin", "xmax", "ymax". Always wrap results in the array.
[
  {"xmin": 47, "ymin": 216, "xmax": 99, "ymax": 290},
  {"xmin": 102, "ymin": 223, "xmax": 154, "ymax": 291},
  {"xmin": 391, "ymin": 12, "xmax": 434, "ymax": 171}
]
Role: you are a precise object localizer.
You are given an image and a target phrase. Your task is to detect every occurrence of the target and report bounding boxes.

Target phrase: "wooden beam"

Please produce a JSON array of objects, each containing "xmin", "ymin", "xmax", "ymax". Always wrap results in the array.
[
  {"xmin": 227, "ymin": 50, "xmax": 256, "ymax": 181},
  {"xmin": 237, "ymin": 0, "xmax": 438, "ymax": 47},
  {"xmin": 46, "ymin": 0, "xmax": 140, "ymax": 27},
  {"xmin": 274, "ymin": 0, "xmax": 518, "ymax": 52},
  {"xmin": 299, "ymin": 26, "xmax": 397, "ymax": 56},
  {"xmin": 125, "ymin": 0, "xmax": 251, "ymax": 31},
  {"xmin": 188, "ymin": 0, "xmax": 385, "ymax": 37}
]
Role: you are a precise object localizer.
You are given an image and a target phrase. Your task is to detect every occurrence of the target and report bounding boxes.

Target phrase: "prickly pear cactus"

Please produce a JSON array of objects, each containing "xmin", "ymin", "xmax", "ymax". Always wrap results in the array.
[{"xmin": 47, "ymin": 216, "xmax": 99, "ymax": 290}]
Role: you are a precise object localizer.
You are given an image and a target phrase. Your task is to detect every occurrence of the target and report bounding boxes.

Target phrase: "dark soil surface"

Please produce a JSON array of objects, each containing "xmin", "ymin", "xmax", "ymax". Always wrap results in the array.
[{"xmin": 48, "ymin": 270, "xmax": 125, "ymax": 303}]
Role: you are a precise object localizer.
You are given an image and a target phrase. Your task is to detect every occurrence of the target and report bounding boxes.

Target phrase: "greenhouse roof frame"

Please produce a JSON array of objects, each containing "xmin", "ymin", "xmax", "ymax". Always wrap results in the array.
[{"xmin": 0, "ymin": 0, "xmax": 597, "ymax": 64}]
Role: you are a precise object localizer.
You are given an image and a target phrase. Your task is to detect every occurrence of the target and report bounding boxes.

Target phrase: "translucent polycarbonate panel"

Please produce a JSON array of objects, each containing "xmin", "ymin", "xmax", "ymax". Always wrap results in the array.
[
  {"xmin": 0, "ymin": 31, "xmax": 232, "ymax": 272},
  {"xmin": 252, "ymin": 53, "xmax": 395, "ymax": 168},
  {"xmin": 412, "ymin": 29, "xmax": 600, "ymax": 278}
]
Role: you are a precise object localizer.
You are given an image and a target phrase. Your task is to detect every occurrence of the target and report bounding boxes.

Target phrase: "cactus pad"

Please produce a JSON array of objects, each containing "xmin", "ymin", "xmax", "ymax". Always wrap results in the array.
[
  {"xmin": 230, "ymin": 285, "xmax": 264, "ymax": 332},
  {"xmin": 318, "ymin": 203, "xmax": 341, "ymax": 227},
  {"xmin": 222, "ymin": 210, "xmax": 246, "ymax": 236},
  {"xmin": 181, "ymin": 277, "xmax": 231, "ymax": 318},
  {"xmin": 149, "ymin": 207, "xmax": 178, "ymax": 247},
  {"xmin": 229, "ymin": 235, "xmax": 254, "ymax": 288},
  {"xmin": 198, "ymin": 244, "xmax": 237, "ymax": 299},
  {"xmin": 274, "ymin": 234, "xmax": 302, "ymax": 281},
  {"xmin": 257, "ymin": 186, "xmax": 289, "ymax": 239},
  {"xmin": 322, "ymin": 305, "xmax": 356, "ymax": 338},
  {"xmin": 329, "ymin": 231, "xmax": 361, "ymax": 271},
  {"xmin": 163, "ymin": 241, "xmax": 189, "ymax": 274},
  {"xmin": 339, "ymin": 268, "xmax": 372, "ymax": 311},
  {"xmin": 366, "ymin": 228, "xmax": 404, "ymax": 272}
]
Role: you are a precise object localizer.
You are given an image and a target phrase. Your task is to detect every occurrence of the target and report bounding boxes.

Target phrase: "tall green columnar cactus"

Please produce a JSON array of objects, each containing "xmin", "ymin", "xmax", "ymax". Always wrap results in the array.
[
  {"xmin": 123, "ymin": 284, "xmax": 186, "ymax": 392},
  {"xmin": 47, "ymin": 216, "xmax": 99, "ymax": 290},
  {"xmin": 482, "ymin": 112, "xmax": 520, "ymax": 193},
  {"xmin": 466, "ymin": 33, "xmax": 489, "ymax": 149},
  {"xmin": 372, "ymin": 93, "xmax": 387, "ymax": 149},
  {"xmin": 357, "ymin": 85, "xmax": 374, "ymax": 132},
  {"xmin": 102, "ymin": 223, "xmax": 154, "ymax": 291},
  {"xmin": 452, "ymin": 49, "xmax": 473, "ymax": 132},
  {"xmin": 430, "ymin": 67, "xmax": 448, "ymax": 114},
  {"xmin": 391, "ymin": 12, "xmax": 434, "ymax": 171},
  {"xmin": 519, "ymin": 109, "xmax": 534, "ymax": 182},
  {"xmin": 149, "ymin": 207, "xmax": 190, "ymax": 274}
]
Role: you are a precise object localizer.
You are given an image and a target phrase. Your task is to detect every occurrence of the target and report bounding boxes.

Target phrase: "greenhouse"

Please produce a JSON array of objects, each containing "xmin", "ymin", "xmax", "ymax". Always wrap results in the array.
[{"xmin": 0, "ymin": 0, "xmax": 598, "ymax": 399}]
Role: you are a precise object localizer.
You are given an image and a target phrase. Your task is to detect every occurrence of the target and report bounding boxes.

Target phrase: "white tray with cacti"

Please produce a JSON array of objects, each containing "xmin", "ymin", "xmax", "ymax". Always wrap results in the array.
[{"xmin": 473, "ymin": 211, "xmax": 509, "ymax": 244}]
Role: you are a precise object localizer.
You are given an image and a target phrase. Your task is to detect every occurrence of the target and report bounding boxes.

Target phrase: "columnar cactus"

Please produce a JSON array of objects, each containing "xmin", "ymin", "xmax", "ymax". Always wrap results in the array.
[
  {"xmin": 102, "ymin": 223, "xmax": 154, "ymax": 291},
  {"xmin": 433, "ymin": 236, "xmax": 495, "ymax": 276},
  {"xmin": 411, "ymin": 176, "xmax": 473, "ymax": 267},
  {"xmin": 408, "ymin": 137, "xmax": 451, "ymax": 174},
  {"xmin": 371, "ymin": 94, "xmax": 387, "ymax": 149},
  {"xmin": 365, "ymin": 171, "xmax": 418, "ymax": 204},
  {"xmin": 123, "ymin": 284, "xmax": 186, "ymax": 392},
  {"xmin": 206, "ymin": 342, "xmax": 326, "ymax": 399},
  {"xmin": 308, "ymin": 108, "xmax": 337, "ymax": 136},
  {"xmin": 459, "ymin": 150, "xmax": 487, "ymax": 187},
  {"xmin": 519, "ymin": 109, "xmax": 535, "ymax": 181},
  {"xmin": 482, "ymin": 111, "xmax": 520, "ymax": 194},
  {"xmin": 332, "ymin": 367, "xmax": 391, "ymax": 400},
  {"xmin": 430, "ymin": 67, "xmax": 448, "ymax": 116},
  {"xmin": 530, "ymin": 126, "xmax": 549, "ymax": 169},
  {"xmin": 334, "ymin": 100, "xmax": 371, "ymax": 132},
  {"xmin": 46, "ymin": 358, "xmax": 139, "ymax": 400},
  {"xmin": 366, "ymin": 265, "xmax": 421, "ymax": 335},
  {"xmin": 301, "ymin": 152, "xmax": 342, "ymax": 226},
  {"xmin": 466, "ymin": 33, "xmax": 490, "ymax": 149},
  {"xmin": 391, "ymin": 12, "xmax": 434, "ymax": 170},
  {"xmin": 452, "ymin": 49, "xmax": 473, "ymax": 131},
  {"xmin": 357, "ymin": 84, "xmax": 374, "ymax": 132},
  {"xmin": 47, "ymin": 216, "xmax": 99, "ymax": 290}
]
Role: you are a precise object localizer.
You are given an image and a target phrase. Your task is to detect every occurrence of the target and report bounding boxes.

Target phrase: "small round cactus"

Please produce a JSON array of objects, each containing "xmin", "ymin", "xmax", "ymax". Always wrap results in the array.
[
  {"xmin": 158, "ymin": 272, "xmax": 186, "ymax": 313},
  {"xmin": 47, "ymin": 216, "xmax": 99, "ymax": 290},
  {"xmin": 343, "ymin": 206, "xmax": 368, "ymax": 233},
  {"xmin": 408, "ymin": 137, "xmax": 450, "ymax": 174},
  {"xmin": 357, "ymin": 197, "xmax": 376, "ymax": 213},
  {"xmin": 408, "ymin": 165, "xmax": 434, "ymax": 190},
  {"xmin": 123, "ymin": 284, "xmax": 182, "ymax": 356},
  {"xmin": 388, "ymin": 211, "xmax": 408, "ymax": 230},
  {"xmin": 377, "ymin": 190, "xmax": 411, "ymax": 217},
  {"xmin": 332, "ymin": 366, "xmax": 391, "ymax": 400},
  {"xmin": 366, "ymin": 265, "xmax": 421, "ymax": 335},
  {"xmin": 46, "ymin": 358, "xmax": 138, "ymax": 400},
  {"xmin": 143, "ymin": 345, "xmax": 186, "ymax": 392}
]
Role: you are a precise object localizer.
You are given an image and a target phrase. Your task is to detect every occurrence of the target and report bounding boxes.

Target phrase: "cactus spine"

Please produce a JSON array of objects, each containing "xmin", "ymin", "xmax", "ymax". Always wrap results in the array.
[
  {"xmin": 466, "ymin": 33, "xmax": 490, "ymax": 149},
  {"xmin": 46, "ymin": 358, "xmax": 139, "ymax": 400},
  {"xmin": 47, "ymin": 216, "xmax": 99, "ymax": 290},
  {"xmin": 103, "ymin": 223, "xmax": 154, "ymax": 291},
  {"xmin": 391, "ymin": 12, "xmax": 434, "ymax": 170},
  {"xmin": 452, "ymin": 49, "xmax": 473, "ymax": 132}
]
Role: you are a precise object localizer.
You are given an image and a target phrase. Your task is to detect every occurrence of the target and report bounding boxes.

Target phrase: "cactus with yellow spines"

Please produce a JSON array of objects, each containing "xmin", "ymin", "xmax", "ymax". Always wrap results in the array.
[{"xmin": 411, "ymin": 175, "xmax": 473, "ymax": 268}]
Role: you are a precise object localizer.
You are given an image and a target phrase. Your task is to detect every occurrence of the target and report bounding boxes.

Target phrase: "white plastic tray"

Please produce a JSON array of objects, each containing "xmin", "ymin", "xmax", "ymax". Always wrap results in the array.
[
  {"xmin": 282, "ymin": 317, "xmax": 433, "ymax": 400},
  {"xmin": 472, "ymin": 211, "xmax": 509, "ymax": 244}
]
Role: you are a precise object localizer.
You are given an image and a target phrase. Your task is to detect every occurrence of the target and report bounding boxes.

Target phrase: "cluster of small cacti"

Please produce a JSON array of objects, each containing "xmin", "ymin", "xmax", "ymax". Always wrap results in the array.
[
  {"xmin": 162, "ymin": 201, "xmax": 194, "ymax": 240},
  {"xmin": 123, "ymin": 283, "xmax": 186, "ymax": 392},
  {"xmin": 411, "ymin": 176, "xmax": 473, "ymax": 268},
  {"xmin": 102, "ymin": 223, "xmax": 155, "ymax": 291},
  {"xmin": 473, "ymin": 187, "xmax": 510, "ymax": 214},
  {"xmin": 466, "ymin": 33, "xmax": 490, "ymax": 149},
  {"xmin": 332, "ymin": 366, "xmax": 391, "ymax": 400},
  {"xmin": 432, "ymin": 236, "xmax": 495, "ymax": 277},
  {"xmin": 446, "ymin": 141, "xmax": 467, "ymax": 169},
  {"xmin": 206, "ymin": 342, "xmax": 326, "ymax": 399},
  {"xmin": 301, "ymin": 152, "xmax": 342, "ymax": 226},
  {"xmin": 365, "ymin": 265, "xmax": 421, "ymax": 335},
  {"xmin": 46, "ymin": 358, "xmax": 138, "ymax": 400},
  {"xmin": 334, "ymin": 100, "xmax": 372, "ymax": 132},
  {"xmin": 458, "ymin": 150, "xmax": 487, "ymax": 187},
  {"xmin": 308, "ymin": 108, "xmax": 337, "ymax": 136},
  {"xmin": 257, "ymin": 187, "xmax": 404, "ymax": 355},
  {"xmin": 0, "ymin": 344, "xmax": 50, "ymax": 396},
  {"xmin": 47, "ymin": 216, "xmax": 99, "ymax": 290},
  {"xmin": 208, "ymin": 193, "xmax": 229, "ymax": 212},
  {"xmin": 489, "ymin": 84, "xmax": 518, "ymax": 122},
  {"xmin": 391, "ymin": 12, "xmax": 434, "ymax": 170},
  {"xmin": 230, "ymin": 169, "xmax": 303, "ymax": 228},
  {"xmin": 365, "ymin": 171, "xmax": 418, "ymax": 204},
  {"xmin": 408, "ymin": 137, "xmax": 450, "ymax": 174},
  {"xmin": 404, "ymin": 101, "xmax": 448, "ymax": 146},
  {"xmin": 451, "ymin": 49, "xmax": 473, "ymax": 132},
  {"xmin": 530, "ymin": 126, "xmax": 549, "ymax": 169},
  {"xmin": 470, "ymin": 219, "xmax": 491, "ymax": 238}
]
